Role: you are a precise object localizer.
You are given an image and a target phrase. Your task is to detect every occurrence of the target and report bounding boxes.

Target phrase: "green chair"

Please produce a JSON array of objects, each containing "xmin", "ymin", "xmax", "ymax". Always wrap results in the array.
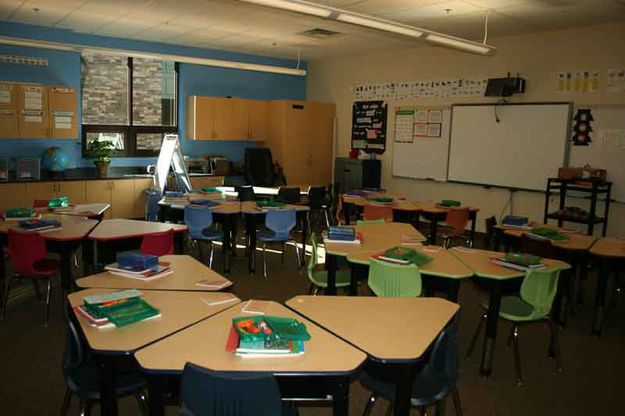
[
  {"xmin": 356, "ymin": 219, "xmax": 386, "ymax": 225},
  {"xmin": 367, "ymin": 258, "xmax": 422, "ymax": 297},
  {"xmin": 466, "ymin": 268, "xmax": 562, "ymax": 385},
  {"xmin": 306, "ymin": 233, "xmax": 351, "ymax": 295}
]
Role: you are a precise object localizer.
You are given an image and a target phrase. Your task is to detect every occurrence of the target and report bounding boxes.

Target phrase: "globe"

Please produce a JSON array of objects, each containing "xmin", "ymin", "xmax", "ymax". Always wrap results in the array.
[{"xmin": 42, "ymin": 146, "xmax": 70, "ymax": 172}]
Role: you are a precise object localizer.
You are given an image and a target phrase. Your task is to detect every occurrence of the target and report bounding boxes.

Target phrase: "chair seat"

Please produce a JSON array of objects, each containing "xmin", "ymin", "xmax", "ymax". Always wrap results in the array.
[
  {"xmin": 190, "ymin": 229, "xmax": 223, "ymax": 241},
  {"xmin": 360, "ymin": 368, "xmax": 452, "ymax": 407},
  {"xmin": 257, "ymin": 230, "xmax": 291, "ymax": 242},
  {"xmin": 480, "ymin": 296, "xmax": 537, "ymax": 322},
  {"xmin": 66, "ymin": 357, "xmax": 146, "ymax": 401},
  {"xmin": 32, "ymin": 258, "xmax": 61, "ymax": 277},
  {"xmin": 309, "ymin": 270, "xmax": 351, "ymax": 289}
]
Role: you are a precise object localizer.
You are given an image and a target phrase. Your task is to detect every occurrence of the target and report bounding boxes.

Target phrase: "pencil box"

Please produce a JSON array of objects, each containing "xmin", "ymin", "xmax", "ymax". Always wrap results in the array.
[{"xmin": 116, "ymin": 251, "xmax": 158, "ymax": 271}]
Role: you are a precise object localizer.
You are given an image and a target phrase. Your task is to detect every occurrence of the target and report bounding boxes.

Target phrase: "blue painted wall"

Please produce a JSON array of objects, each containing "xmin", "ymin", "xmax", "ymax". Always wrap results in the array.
[{"xmin": 0, "ymin": 21, "xmax": 306, "ymax": 169}]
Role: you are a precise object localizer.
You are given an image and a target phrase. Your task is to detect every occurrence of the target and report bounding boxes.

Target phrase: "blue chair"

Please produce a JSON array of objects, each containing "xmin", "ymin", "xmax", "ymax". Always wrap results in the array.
[
  {"xmin": 184, "ymin": 205, "xmax": 223, "ymax": 268},
  {"xmin": 179, "ymin": 363, "xmax": 296, "ymax": 416},
  {"xmin": 257, "ymin": 209, "xmax": 300, "ymax": 279},
  {"xmin": 361, "ymin": 317, "xmax": 463, "ymax": 416},
  {"xmin": 144, "ymin": 189, "xmax": 162, "ymax": 222},
  {"xmin": 61, "ymin": 319, "xmax": 148, "ymax": 415}
]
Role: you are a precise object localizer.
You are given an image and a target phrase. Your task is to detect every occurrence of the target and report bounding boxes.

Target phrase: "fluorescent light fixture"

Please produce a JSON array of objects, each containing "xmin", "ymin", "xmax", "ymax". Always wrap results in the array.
[
  {"xmin": 426, "ymin": 33, "xmax": 494, "ymax": 55},
  {"xmin": 0, "ymin": 37, "xmax": 306, "ymax": 76},
  {"xmin": 336, "ymin": 13, "xmax": 423, "ymax": 38},
  {"xmin": 238, "ymin": 0, "xmax": 333, "ymax": 18}
]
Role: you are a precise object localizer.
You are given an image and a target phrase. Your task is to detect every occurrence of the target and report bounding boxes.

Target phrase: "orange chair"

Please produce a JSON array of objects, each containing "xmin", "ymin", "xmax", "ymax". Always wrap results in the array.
[
  {"xmin": 3, "ymin": 230, "xmax": 60, "ymax": 326},
  {"xmin": 363, "ymin": 205, "xmax": 394, "ymax": 222},
  {"xmin": 140, "ymin": 229, "xmax": 174, "ymax": 257},
  {"xmin": 440, "ymin": 207, "xmax": 470, "ymax": 248}
]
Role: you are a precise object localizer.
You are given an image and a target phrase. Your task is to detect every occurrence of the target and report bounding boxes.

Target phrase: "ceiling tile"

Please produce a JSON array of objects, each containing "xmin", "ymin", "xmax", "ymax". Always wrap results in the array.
[{"xmin": 0, "ymin": 0, "xmax": 24, "ymax": 20}]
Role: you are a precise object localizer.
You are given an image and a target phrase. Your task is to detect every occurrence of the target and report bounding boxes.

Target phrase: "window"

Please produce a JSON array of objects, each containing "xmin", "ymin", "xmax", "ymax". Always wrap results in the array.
[{"xmin": 81, "ymin": 52, "xmax": 178, "ymax": 157}]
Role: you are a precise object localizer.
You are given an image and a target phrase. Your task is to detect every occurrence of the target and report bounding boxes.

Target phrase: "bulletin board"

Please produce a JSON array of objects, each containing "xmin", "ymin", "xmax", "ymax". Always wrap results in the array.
[
  {"xmin": 392, "ymin": 106, "xmax": 451, "ymax": 181},
  {"xmin": 569, "ymin": 105, "xmax": 625, "ymax": 202},
  {"xmin": 351, "ymin": 101, "xmax": 387, "ymax": 154}
]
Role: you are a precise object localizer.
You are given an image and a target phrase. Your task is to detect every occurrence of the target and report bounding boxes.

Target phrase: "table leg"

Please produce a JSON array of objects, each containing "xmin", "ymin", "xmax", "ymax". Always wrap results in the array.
[
  {"xmin": 469, "ymin": 212, "xmax": 477, "ymax": 247},
  {"xmin": 246, "ymin": 215, "xmax": 257, "ymax": 274},
  {"xmin": 301, "ymin": 212, "xmax": 308, "ymax": 269},
  {"xmin": 392, "ymin": 365, "xmax": 419, "ymax": 416},
  {"xmin": 592, "ymin": 257, "xmax": 610, "ymax": 336},
  {"xmin": 221, "ymin": 215, "xmax": 231, "ymax": 275},
  {"xmin": 332, "ymin": 377, "xmax": 349, "ymax": 416},
  {"xmin": 230, "ymin": 214, "xmax": 238, "ymax": 257},
  {"xmin": 326, "ymin": 254, "xmax": 337, "ymax": 295},
  {"xmin": 59, "ymin": 242, "xmax": 75, "ymax": 294},
  {"xmin": 343, "ymin": 202, "xmax": 351, "ymax": 225},
  {"xmin": 147, "ymin": 375, "xmax": 165, "ymax": 416},
  {"xmin": 428, "ymin": 215, "xmax": 439, "ymax": 245},
  {"xmin": 493, "ymin": 229, "xmax": 502, "ymax": 251},
  {"xmin": 96, "ymin": 356, "xmax": 118, "ymax": 416},
  {"xmin": 447, "ymin": 280, "xmax": 460, "ymax": 302},
  {"xmin": 480, "ymin": 281, "xmax": 502, "ymax": 378},
  {"xmin": 349, "ymin": 266, "xmax": 358, "ymax": 296}
]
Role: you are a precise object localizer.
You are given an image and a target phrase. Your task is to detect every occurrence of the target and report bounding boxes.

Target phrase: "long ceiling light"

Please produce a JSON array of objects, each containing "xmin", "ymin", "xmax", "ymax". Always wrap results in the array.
[
  {"xmin": 237, "ymin": 0, "xmax": 496, "ymax": 55},
  {"xmin": 0, "ymin": 36, "xmax": 307, "ymax": 76}
]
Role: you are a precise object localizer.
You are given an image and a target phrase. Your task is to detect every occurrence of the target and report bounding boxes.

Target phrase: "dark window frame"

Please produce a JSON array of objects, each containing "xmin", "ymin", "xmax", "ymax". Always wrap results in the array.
[{"xmin": 82, "ymin": 57, "xmax": 179, "ymax": 158}]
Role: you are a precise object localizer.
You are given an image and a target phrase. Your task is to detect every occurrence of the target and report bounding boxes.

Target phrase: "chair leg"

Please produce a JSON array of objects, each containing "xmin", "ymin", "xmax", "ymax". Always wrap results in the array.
[
  {"xmin": 43, "ymin": 278, "xmax": 52, "ymax": 327},
  {"xmin": 1, "ymin": 276, "xmax": 12, "ymax": 321},
  {"xmin": 308, "ymin": 283, "xmax": 315, "ymax": 295},
  {"xmin": 78, "ymin": 400, "xmax": 92, "ymax": 416},
  {"xmin": 465, "ymin": 313, "xmax": 486, "ymax": 359},
  {"xmin": 281, "ymin": 242, "xmax": 286, "ymax": 264},
  {"xmin": 435, "ymin": 398, "xmax": 446, "ymax": 416},
  {"xmin": 512, "ymin": 324, "xmax": 523, "ymax": 386},
  {"xmin": 294, "ymin": 240, "xmax": 302, "ymax": 270},
  {"xmin": 60, "ymin": 387, "xmax": 72, "ymax": 416},
  {"xmin": 324, "ymin": 208, "xmax": 331, "ymax": 228},
  {"xmin": 418, "ymin": 407, "xmax": 428, "ymax": 416},
  {"xmin": 32, "ymin": 279, "xmax": 41, "ymax": 302},
  {"xmin": 547, "ymin": 317, "xmax": 563, "ymax": 372},
  {"xmin": 452, "ymin": 388, "xmax": 463, "ymax": 416},
  {"xmin": 208, "ymin": 242, "xmax": 215, "ymax": 269},
  {"xmin": 313, "ymin": 287, "xmax": 320, "ymax": 296},
  {"xmin": 135, "ymin": 390, "xmax": 149, "ymax": 416},
  {"xmin": 262, "ymin": 243, "xmax": 268, "ymax": 279},
  {"xmin": 362, "ymin": 393, "xmax": 377, "ymax": 416}
]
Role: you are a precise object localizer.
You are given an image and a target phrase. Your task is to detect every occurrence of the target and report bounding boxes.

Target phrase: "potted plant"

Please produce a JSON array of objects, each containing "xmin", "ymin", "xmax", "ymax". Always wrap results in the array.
[{"xmin": 86, "ymin": 140, "xmax": 115, "ymax": 177}]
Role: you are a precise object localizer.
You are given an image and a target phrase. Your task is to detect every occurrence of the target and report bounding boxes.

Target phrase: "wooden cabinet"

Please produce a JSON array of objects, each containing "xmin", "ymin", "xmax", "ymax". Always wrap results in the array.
[
  {"xmin": 247, "ymin": 100, "xmax": 269, "ymax": 140},
  {"xmin": 190, "ymin": 176, "xmax": 224, "ymax": 190},
  {"xmin": 187, "ymin": 96, "xmax": 216, "ymax": 140},
  {"xmin": 0, "ymin": 183, "xmax": 28, "ymax": 211},
  {"xmin": 58, "ymin": 181, "xmax": 86, "ymax": 203},
  {"xmin": 188, "ymin": 96, "xmax": 267, "ymax": 141},
  {"xmin": 134, "ymin": 178, "xmax": 154, "ymax": 219},
  {"xmin": 110, "ymin": 179, "xmax": 135, "ymax": 220},
  {"xmin": 26, "ymin": 182, "xmax": 57, "ymax": 203},
  {"xmin": 26, "ymin": 181, "xmax": 86, "ymax": 205},
  {"xmin": 85, "ymin": 180, "xmax": 113, "ymax": 219}
]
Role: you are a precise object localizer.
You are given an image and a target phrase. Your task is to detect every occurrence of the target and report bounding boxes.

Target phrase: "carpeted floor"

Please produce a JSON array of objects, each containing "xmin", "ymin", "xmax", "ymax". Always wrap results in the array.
[{"xmin": 1, "ymin": 230, "xmax": 624, "ymax": 415}]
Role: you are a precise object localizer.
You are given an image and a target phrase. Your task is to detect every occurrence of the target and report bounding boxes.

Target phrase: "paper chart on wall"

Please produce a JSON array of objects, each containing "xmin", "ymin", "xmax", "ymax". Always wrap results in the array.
[
  {"xmin": 23, "ymin": 86, "xmax": 42, "ymax": 110},
  {"xmin": 607, "ymin": 69, "xmax": 625, "ymax": 92},
  {"xmin": 557, "ymin": 69, "xmax": 600, "ymax": 93},
  {"xmin": 354, "ymin": 77, "xmax": 488, "ymax": 101},
  {"xmin": 54, "ymin": 111, "xmax": 73, "ymax": 130},
  {"xmin": 394, "ymin": 110, "xmax": 414, "ymax": 143}
]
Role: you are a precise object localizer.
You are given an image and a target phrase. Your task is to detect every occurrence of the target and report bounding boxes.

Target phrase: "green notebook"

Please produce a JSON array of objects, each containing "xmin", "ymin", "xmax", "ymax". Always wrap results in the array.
[
  {"xmin": 256, "ymin": 201, "xmax": 286, "ymax": 208},
  {"xmin": 84, "ymin": 297, "xmax": 160, "ymax": 328},
  {"xmin": 367, "ymin": 197, "xmax": 394, "ymax": 203},
  {"xmin": 383, "ymin": 246, "xmax": 432, "ymax": 266},
  {"xmin": 5, "ymin": 207, "xmax": 34, "ymax": 218},
  {"xmin": 529, "ymin": 227, "xmax": 570, "ymax": 241},
  {"xmin": 232, "ymin": 315, "xmax": 311, "ymax": 343},
  {"xmin": 201, "ymin": 186, "xmax": 219, "ymax": 192},
  {"xmin": 503, "ymin": 252, "xmax": 543, "ymax": 267},
  {"xmin": 49, "ymin": 196, "xmax": 69, "ymax": 208},
  {"xmin": 440, "ymin": 199, "xmax": 461, "ymax": 207}
]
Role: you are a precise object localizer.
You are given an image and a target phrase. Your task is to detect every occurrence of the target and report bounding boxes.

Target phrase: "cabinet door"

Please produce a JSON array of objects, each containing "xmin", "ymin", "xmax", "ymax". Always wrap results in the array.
[
  {"xmin": 25, "ymin": 182, "xmax": 56, "ymax": 205},
  {"xmin": 247, "ymin": 100, "xmax": 269, "ymax": 140},
  {"xmin": 133, "ymin": 178, "xmax": 154, "ymax": 219},
  {"xmin": 85, "ymin": 180, "xmax": 112, "ymax": 219},
  {"xmin": 229, "ymin": 98, "xmax": 249, "ymax": 139},
  {"xmin": 58, "ymin": 181, "xmax": 86, "ymax": 204},
  {"xmin": 307, "ymin": 102, "xmax": 335, "ymax": 185},
  {"xmin": 190, "ymin": 176, "xmax": 224, "ymax": 190},
  {"xmin": 0, "ymin": 183, "xmax": 28, "ymax": 211},
  {"xmin": 282, "ymin": 101, "xmax": 310, "ymax": 186},
  {"xmin": 110, "ymin": 179, "xmax": 136, "ymax": 219},
  {"xmin": 187, "ymin": 96, "xmax": 216, "ymax": 140}
]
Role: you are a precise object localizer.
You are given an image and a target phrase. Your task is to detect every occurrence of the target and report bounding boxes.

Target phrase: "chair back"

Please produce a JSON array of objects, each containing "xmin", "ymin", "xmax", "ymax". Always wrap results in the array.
[
  {"xmin": 307, "ymin": 233, "xmax": 319, "ymax": 279},
  {"xmin": 445, "ymin": 207, "xmax": 469, "ymax": 233},
  {"xmin": 244, "ymin": 147, "xmax": 275, "ymax": 187},
  {"xmin": 367, "ymin": 258, "xmax": 422, "ymax": 297},
  {"xmin": 356, "ymin": 219, "xmax": 385, "ymax": 225},
  {"xmin": 307, "ymin": 186, "xmax": 326, "ymax": 209},
  {"xmin": 235, "ymin": 185, "xmax": 256, "ymax": 202},
  {"xmin": 363, "ymin": 205, "xmax": 393, "ymax": 222},
  {"xmin": 145, "ymin": 189, "xmax": 162, "ymax": 222},
  {"xmin": 520, "ymin": 268, "xmax": 561, "ymax": 319},
  {"xmin": 427, "ymin": 315, "xmax": 460, "ymax": 385},
  {"xmin": 520, "ymin": 233, "xmax": 556, "ymax": 258},
  {"xmin": 62, "ymin": 318, "xmax": 85, "ymax": 377},
  {"xmin": 140, "ymin": 229, "xmax": 174, "ymax": 257},
  {"xmin": 184, "ymin": 205, "xmax": 214, "ymax": 240},
  {"xmin": 484, "ymin": 215, "xmax": 497, "ymax": 249},
  {"xmin": 278, "ymin": 187, "xmax": 301, "ymax": 204},
  {"xmin": 265, "ymin": 209, "xmax": 297, "ymax": 240},
  {"xmin": 180, "ymin": 363, "xmax": 283, "ymax": 416},
  {"xmin": 33, "ymin": 199, "xmax": 49, "ymax": 208},
  {"xmin": 7, "ymin": 229, "xmax": 47, "ymax": 276}
]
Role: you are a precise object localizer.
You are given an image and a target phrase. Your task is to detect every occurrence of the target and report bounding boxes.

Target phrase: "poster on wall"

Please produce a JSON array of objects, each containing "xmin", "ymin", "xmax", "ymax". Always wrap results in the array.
[
  {"xmin": 352, "ymin": 101, "xmax": 387, "ymax": 153},
  {"xmin": 607, "ymin": 68, "xmax": 625, "ymax": 92},
  {"xmin": 557, "ymin": 69, "xmax": 600, "ymax": 92},
  {"xmin": 394, "ymin": 109, "xmax": 414, "ymax": 143}
]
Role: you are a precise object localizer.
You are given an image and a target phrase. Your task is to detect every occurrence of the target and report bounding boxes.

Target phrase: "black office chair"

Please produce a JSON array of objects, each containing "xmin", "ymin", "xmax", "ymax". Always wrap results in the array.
[
  {"xmin": 307, "ymin": 186, "xmax": 332, "ymax": 229},
  {"xmin": 179, "ymin": 363, "xmax": 296, "ymax": 416},
  {"xmin": 484, "ymin": 216, "xmax": 497, "ymax": 250},
  {"xmin": 277, "ymin": 187, "xmax": 301, "ymax": 204},
  {"xmin": 361, "ymin": 317, "xmax": 463, "ymax": 416},
  {"xmin": 60, "ymin": 319, "xmax": 148, "ymax": 415},
  {"xmin": 244, "ymin": 147, "xmax": 275, "ymax": 186},
  {"xmin": 235, "ymin": 185, "xmax": 256, "ymax": 202}
]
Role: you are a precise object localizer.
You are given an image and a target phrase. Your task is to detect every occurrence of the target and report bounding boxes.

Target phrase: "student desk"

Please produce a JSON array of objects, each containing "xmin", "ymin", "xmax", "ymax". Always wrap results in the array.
[
  {"xmin": 134, "ymin": 300, "xmax": 366, "ymax": 416},
  {"xmin": 589, "ymin": 238, "xmax": 625, "ymax": 336},
  {"xmin": 346, "ymin": 246, "xmax": 473, "ymax": 301},
  {"xmin": 68, "ymin": 288, "xmax": 240, "ymax": 416},
  {"xmin": 341, "ymin": 194, "xmax": 420, "ymax": 228},
  {"xmin": 413, "ymin": 202, "xmax": 479, "ymax": 246},
  {"xmin": 449, "ymin": 247, "xmax": 570, "ymax": 378},
  {"xmin": 36, "ymin": 203, "xmax": 111, "ymax": 220},
  {"xmin": 0, "ymin": 214, "xmax": 98, "ymax": 292},
  {"xmin": 88, "ymin": 219, "xmax": 188, "ymax": 270},
  {"xmin": 240, "ymin": 201, "xmax": 310, "ymax": 274},
  {"xmin": 76, "ymin": 255, "xmax": 232, "ymax": 292},
  {"xmin": 324, "ymin": 222, "xmax": 426, "ymax": 295},
  {"xmin": 286, "ymin": 295, "xmax": 459, "ymax": 416}
]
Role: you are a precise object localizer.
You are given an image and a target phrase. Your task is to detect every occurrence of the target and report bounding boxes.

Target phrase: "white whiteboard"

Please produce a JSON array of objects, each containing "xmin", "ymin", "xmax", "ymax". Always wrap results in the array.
[
  {"xmin": 569, "ymin": 106, "xmax": 625, "ymax": 202},
  {"xmin": 392, "ymin": 107, "xmax": 451, "ymax": 181},
  {"xmin": 448, "ymin": 103, "xmax": 571, "ymax": 191}
]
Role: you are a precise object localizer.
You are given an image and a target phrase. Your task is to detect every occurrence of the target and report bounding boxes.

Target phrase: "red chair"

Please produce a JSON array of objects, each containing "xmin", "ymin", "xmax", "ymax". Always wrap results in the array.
[
  {"xmin": 33, "ymin": 199, "xmax": 49, "ymax": 208},
  {"xmin": 140, "ymin": 229, "xmax": 174, "ymax": 257},
  {"xmin": 3, "ymin": 229, "xmax": 60, "ymax": 326},
  {"xmin": 363, "ymin": 205, "xmax": 393, "ymax": 222},
  {"xmin": 440, "ymin": 207, "xmax": 470, "ymax": 248}
]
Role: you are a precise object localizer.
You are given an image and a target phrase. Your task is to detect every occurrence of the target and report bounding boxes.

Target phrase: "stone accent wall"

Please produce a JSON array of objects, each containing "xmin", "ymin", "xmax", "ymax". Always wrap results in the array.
[
  {"xmin": 82, "ymin": 53, "xmax": 128, "ymax": 125},
  {"xmin": 132, "ymin": 57, "xmax": 163, "ymax": 126}
]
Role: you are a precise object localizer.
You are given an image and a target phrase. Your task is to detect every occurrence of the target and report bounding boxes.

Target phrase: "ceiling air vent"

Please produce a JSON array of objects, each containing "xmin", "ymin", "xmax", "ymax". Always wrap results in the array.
[{"xmin": 298, "ymin": 28, "xmax": 341, "ymax": 39}]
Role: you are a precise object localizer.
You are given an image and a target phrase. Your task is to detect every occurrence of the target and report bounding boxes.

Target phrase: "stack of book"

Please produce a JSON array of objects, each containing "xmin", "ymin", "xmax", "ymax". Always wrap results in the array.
[
  {"xmin": 4, "ymin": 207, "xmax": 36, "ymax": 221},
  {"xmin": 325, "ymin": 226, "xmax": 361, "ymax": 244},
  {"xmin": 226, "ymin": 315, "xmax": 310, "ymax": 358},
  {"xmin": 105, "ymin": 251, "xmax": 172, "ymax": 281},
  {"xmin": 502, "ymin": 215, "xmax": 530, "ymax": 228},
  {"xmin": 75, "ymin": 289, "xmax": 161, "ymax": 329},
  {"xmin": 491, "ymin": 253, "xmax": 546, "ymax": 271},
  {"xmin": 17, "ymin": 218, "xmax": 61, "ymax": 232},
  {"xmin": 372, "ymin": 246, "xmax": 432, "ymax": 266},
  {"xmin": 526, "ymin": 227, "xmax": 569, "ymax": 242}
]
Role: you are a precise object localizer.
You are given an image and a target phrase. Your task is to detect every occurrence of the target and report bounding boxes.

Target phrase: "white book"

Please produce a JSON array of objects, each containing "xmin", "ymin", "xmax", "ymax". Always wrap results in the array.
[
  {"xmin": 108, "ymin": 269, "xmax": 173, "ymax": 281},
  {"xmin": 323, "ymin": 238, "xmax": 361, "ymax": 245}
]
